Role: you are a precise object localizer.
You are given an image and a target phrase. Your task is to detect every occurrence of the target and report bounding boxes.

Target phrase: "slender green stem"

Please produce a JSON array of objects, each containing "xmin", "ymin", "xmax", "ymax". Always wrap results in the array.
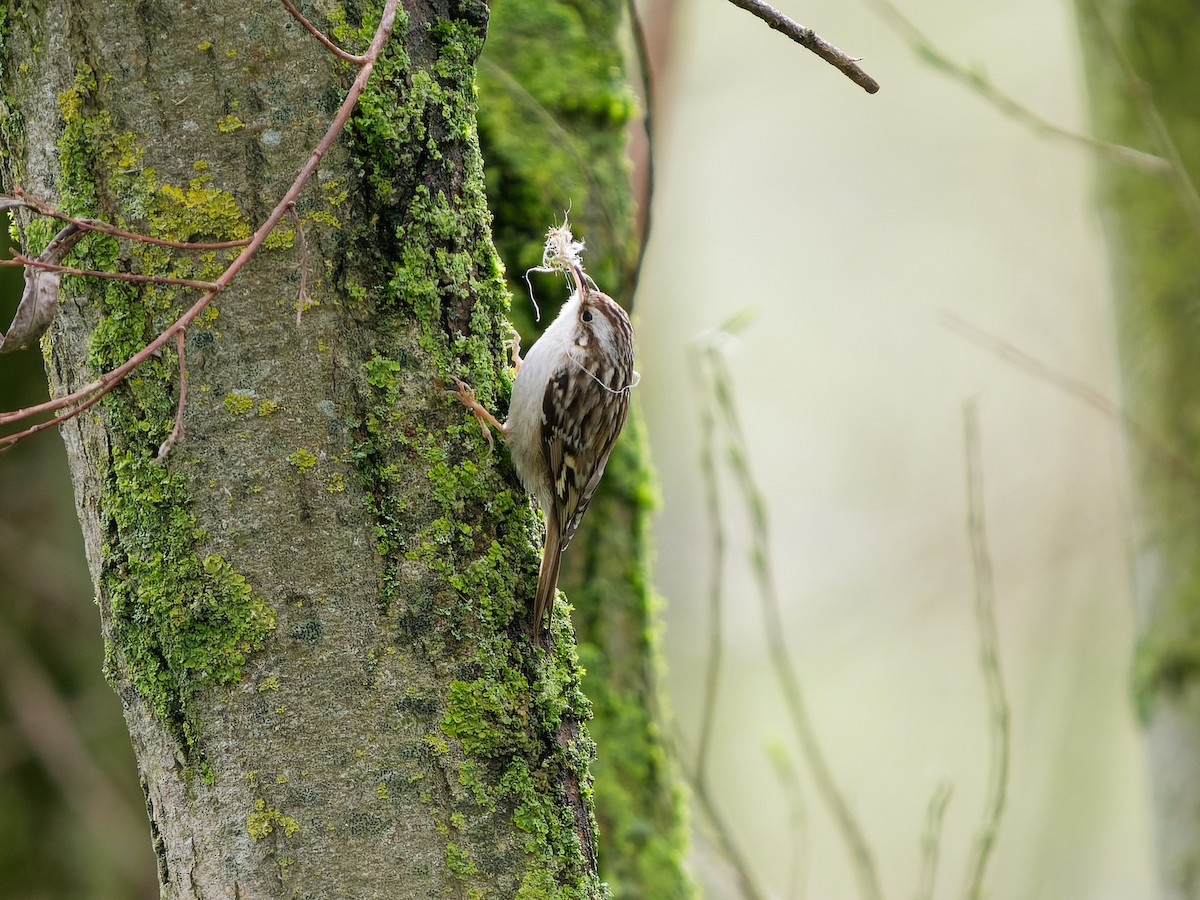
[{"xmin": 960, "ymin": 401, "xmax": 1011, "ymax": 900}]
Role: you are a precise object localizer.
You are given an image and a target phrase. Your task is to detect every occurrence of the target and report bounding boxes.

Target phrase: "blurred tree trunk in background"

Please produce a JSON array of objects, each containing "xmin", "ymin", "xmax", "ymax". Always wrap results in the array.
[
  {"xmin": 0, "ymin": 0, "xmax": 647, "ymax": 896},
  {"xmin": 477, "ymin": 2, "xmax": 694, "ymax": 896},
  {"xmin": 1075, "ymin": 2, "xmax": 1200, "ymax": 896}
]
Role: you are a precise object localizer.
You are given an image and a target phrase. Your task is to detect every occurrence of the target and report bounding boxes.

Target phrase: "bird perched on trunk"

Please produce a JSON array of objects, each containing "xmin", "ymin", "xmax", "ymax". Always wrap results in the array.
[{"xmin": 451, "ymin": 224, "xmax": 636, "ymax": 644}]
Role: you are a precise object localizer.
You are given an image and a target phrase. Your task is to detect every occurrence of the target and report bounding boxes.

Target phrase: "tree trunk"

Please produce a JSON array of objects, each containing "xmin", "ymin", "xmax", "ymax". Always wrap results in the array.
[
  {"xmin": 1, "ymin": 1, "xmax": 605, "ymax": 896},
  {"xmin": 1074, "ymin": 2, "xmax": 1200, "ymax": 895},
  {"xmin": 477, "ymin": 2, "xmax": 694, "ymax": 896}
]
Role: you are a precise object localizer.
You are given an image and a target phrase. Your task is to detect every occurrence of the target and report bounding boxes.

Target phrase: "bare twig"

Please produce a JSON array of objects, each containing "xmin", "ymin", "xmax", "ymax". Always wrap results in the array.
[
  {"xmin": 12, "ymin": 187, "xmax": 253, "ymax": 250},
  {"xmin": 940, "ymin": 311, "xmax": 1200, "ymax": 491},
  {"xmin": 674, "ymin": 729, "xmax": 769, "ymax": 900},
  {"xmin": 696, "ymin": 327, "xmax": 883, "ymax": 900},
  {"xmin": 960, "ymin": 400, "xmax": 1011, "ymax": 900},
  {"xmin": 155, "ymin": 329, "xmax": 188, "ymax": 461},
  {"xmin": 692, "ymin": 346, "xmax": 726, "ymax": 786},
  {"xmin": 859, "ymin": 0, "xmax": 1168, "ymax": 172},
  {"xmin": 0, "ymin": 0, "xmax": 401, "ymax": 450},
  {"xmin": 2, "ymin": 255, "xmax": 220, "ymax": 292},
  {"xmin": 766, "ymin": 739, "xmax": 810, "ymax": 900},
  {"xmin": 280, "ymin": 0, "xmax": 367, "ymax": 65},
  {"xmin": 913, "ymin": 779, "xmax": 953, "ymax": 900},
  {"xmin": 724, "ymin": 0, "xmax": 880, "ymax": 94}
]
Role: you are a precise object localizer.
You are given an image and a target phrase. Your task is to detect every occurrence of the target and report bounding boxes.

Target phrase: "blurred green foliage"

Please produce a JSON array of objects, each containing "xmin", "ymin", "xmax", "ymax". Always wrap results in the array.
[{"xmin": 0, "ymin": 216, "xmax": 156, "ymax": 898}]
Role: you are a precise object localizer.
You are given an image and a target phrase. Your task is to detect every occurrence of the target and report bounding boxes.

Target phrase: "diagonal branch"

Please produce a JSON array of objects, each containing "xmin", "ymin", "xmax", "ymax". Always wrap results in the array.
[
  {"xmin": 960, "ymin": 400, "xmax": 1011, "ymax": 900},
  {"xmin": 0, "ymin": 0, "xmax": 401, "ymax": 450},
  {"xmin": 280, "ymin": 0, "xmax": 367, "ymax": 65},
  {"xmin": 859, "ymin": 0, "xmax": 1168, "ymax": 172},
  {"xmin": 155, "ymin": 329, "xmax": 188, "ymax": 461},
  {"xmin": 11, "ymin": 187, "xmax": 254, "ymax": 250},
  {"xmin": 696, "ymin": 322, "xmax": 884, "ymax": 900},
  {"xmin": 1, "ymin": 255, "xmax": 220, "ymax": 292},
  {"xmin": 724, "ymin": 0, "xmax": 880, "ymax": 94}
]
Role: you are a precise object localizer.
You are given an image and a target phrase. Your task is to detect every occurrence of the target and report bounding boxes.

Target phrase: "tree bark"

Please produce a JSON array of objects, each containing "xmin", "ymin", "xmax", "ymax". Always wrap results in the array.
[
  {"xmin": 1, "ymin": 1, "xmax": 605, "ymax": 896},
  {"xmin": 1074, "ymin": 2, "xmax": 1200, "ymax": 896},
  {"xmin": 476, "ymin": 2, "xmax": 695, "ymax": 896}
]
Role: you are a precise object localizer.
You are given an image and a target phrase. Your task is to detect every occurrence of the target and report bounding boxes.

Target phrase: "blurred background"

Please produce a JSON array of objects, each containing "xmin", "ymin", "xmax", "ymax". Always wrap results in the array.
[{"xmin": 0, "ymin": 0, "xmax": 1154, "ymax": 897}]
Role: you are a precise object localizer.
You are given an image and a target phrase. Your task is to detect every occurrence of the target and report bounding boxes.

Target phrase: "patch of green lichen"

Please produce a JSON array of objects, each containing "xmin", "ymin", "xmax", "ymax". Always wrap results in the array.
[
  {"xmin": 287, "ymin": 448, "xmax": 318, "ymax": 471},
  {"xmin": 247, "ymin": 798, "xmax": 300, "ymax": 840},
  {"xmin": 224, "ymin": 391, "xmax": 256, "ymax": 415},
  {"xmin": 54, "ymin": 58, "xmax": 273, "ymax": 768},
  {"xmin": 217, "ymin": 113, "xmax": 245, "ymax": 133},
  {"xmin": 102, "ymin": 450, "xmax": 276, "ymax": 758}
]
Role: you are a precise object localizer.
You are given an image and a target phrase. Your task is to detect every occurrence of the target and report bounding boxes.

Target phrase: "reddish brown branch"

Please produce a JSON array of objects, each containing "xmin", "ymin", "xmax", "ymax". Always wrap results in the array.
[
  {"xmin": 0, "ymin": 0, "xmax": 401, "ymax": 450},
  {"xmin": 155, "ymin": 329, "xmax": 188, "ymax": 461},
  {"xmin": 12, "ymin": 187, "xmax": 253, "ymax": 250},
  {"xmin": 724, "ymin": 0, "xmax": 880, "ymax": 94},
  {"xmin": 2, "ymin": 255, "xmax": 221, "ymax": 292},
  {"xmin": 280, "ymin": 0, "xmax": 367, "ymax": 65}
]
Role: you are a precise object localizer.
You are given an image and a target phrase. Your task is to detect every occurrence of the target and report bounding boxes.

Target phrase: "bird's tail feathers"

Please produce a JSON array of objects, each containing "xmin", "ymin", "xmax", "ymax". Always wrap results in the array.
[{"xmin": 533, "ymin": 527, "xmax": 562, "ymax": 645}]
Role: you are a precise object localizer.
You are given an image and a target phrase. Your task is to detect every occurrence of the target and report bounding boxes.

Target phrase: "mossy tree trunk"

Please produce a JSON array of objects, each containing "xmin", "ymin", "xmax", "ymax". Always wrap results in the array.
[
  {"xmin": 477, "ymin": 2, "xmax": 694, "ymax": 896},
  {"xmin": 1074, "ymin": 3, "xmax": 1200, "ymax": 896},
  {"xmin": 0, "ymin": 0, "xmax": 608, "ymax": 896}
]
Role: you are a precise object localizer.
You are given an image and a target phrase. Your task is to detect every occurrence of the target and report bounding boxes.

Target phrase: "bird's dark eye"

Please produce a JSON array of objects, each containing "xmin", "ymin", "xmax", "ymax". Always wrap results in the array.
[{"xmin": 581, "ymin": 310, "xmax": 593, "ymax": 322}]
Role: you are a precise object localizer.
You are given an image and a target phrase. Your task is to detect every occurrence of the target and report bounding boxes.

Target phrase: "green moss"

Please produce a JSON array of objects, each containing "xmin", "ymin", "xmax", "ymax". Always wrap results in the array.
[
  {"xmin": 103, "ymin": 451, "xmax": 276, "ymax": 759},
  {"xmin": 1132, "ymin": 634, "xmax": 1200, "ymax": 724},
  {"xmin": 287, "ymin": 448, "xmax": 318, "ymax": 470},
  {"xmin": 217, "ymin": 113, "xmax": 245, "ymax": 133},
  {"xmin": 477, "ymin": 1, "xmax": 693, "ymax": 894},
  {"xmin": 340, "ymin": 5, "xmax": 603, "ymax": 895},
  {"xmin": 442, "ymin": 675, "xmax": 535, "ymax": 757},
  {"xmin": 446, "ymin": 841, "xmax": 480, "ymax": 878},
  {"xmin": 224, "ymin": 391, "xmax": 255, "ymax": 415},
  {"xmin": 50, "ymin": 53, "xmax": 274, "ymax": 771}
]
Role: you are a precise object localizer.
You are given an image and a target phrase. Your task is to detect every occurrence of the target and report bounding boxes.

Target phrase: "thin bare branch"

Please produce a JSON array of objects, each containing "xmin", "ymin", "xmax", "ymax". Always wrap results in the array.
[
  {"xmin": 960, "ymin": 400, "xmax": 1011, "ymax": 900},
  {"xmin": 697, "ymin": 331, "xmax": 883, "ymax": 900},
  {"xmin": 155, "ymin": 329, "xmax": 188, "ymax": 461},
  {"xmin": 724, "ymin": 0, "xmax": 880, "ymax": 94},
  {"xmin": 940, "ymin": 311, "xmax": 1200, "ymax": 491},
  {"xmin": 859, "ymin": 0, "xmax": 1167, "ymax": 172},
  {"xmin": 673, "ymin": 729, "xmax": 769, "ymax": 900},
  {"xmin": 913, "ymin": 779, "xmax": 954, "ymax": 900},
  {"xmin": 692, "ymin": 350, "xmax": 726, "ymax": 786},
  {"xmin": 0, "ymin": 0, "xmax": 401, "ymax": 450},
  {"xmin": 11, "ymin": 187, "xmax": 253, "ymax": 250},
  {"xmin": 280, "ymin": 0, "xmax": 366, "ymax": 64},
  {"xmin": 2, "ymin": 255, "xmax": 221, "ymax": 292}
]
